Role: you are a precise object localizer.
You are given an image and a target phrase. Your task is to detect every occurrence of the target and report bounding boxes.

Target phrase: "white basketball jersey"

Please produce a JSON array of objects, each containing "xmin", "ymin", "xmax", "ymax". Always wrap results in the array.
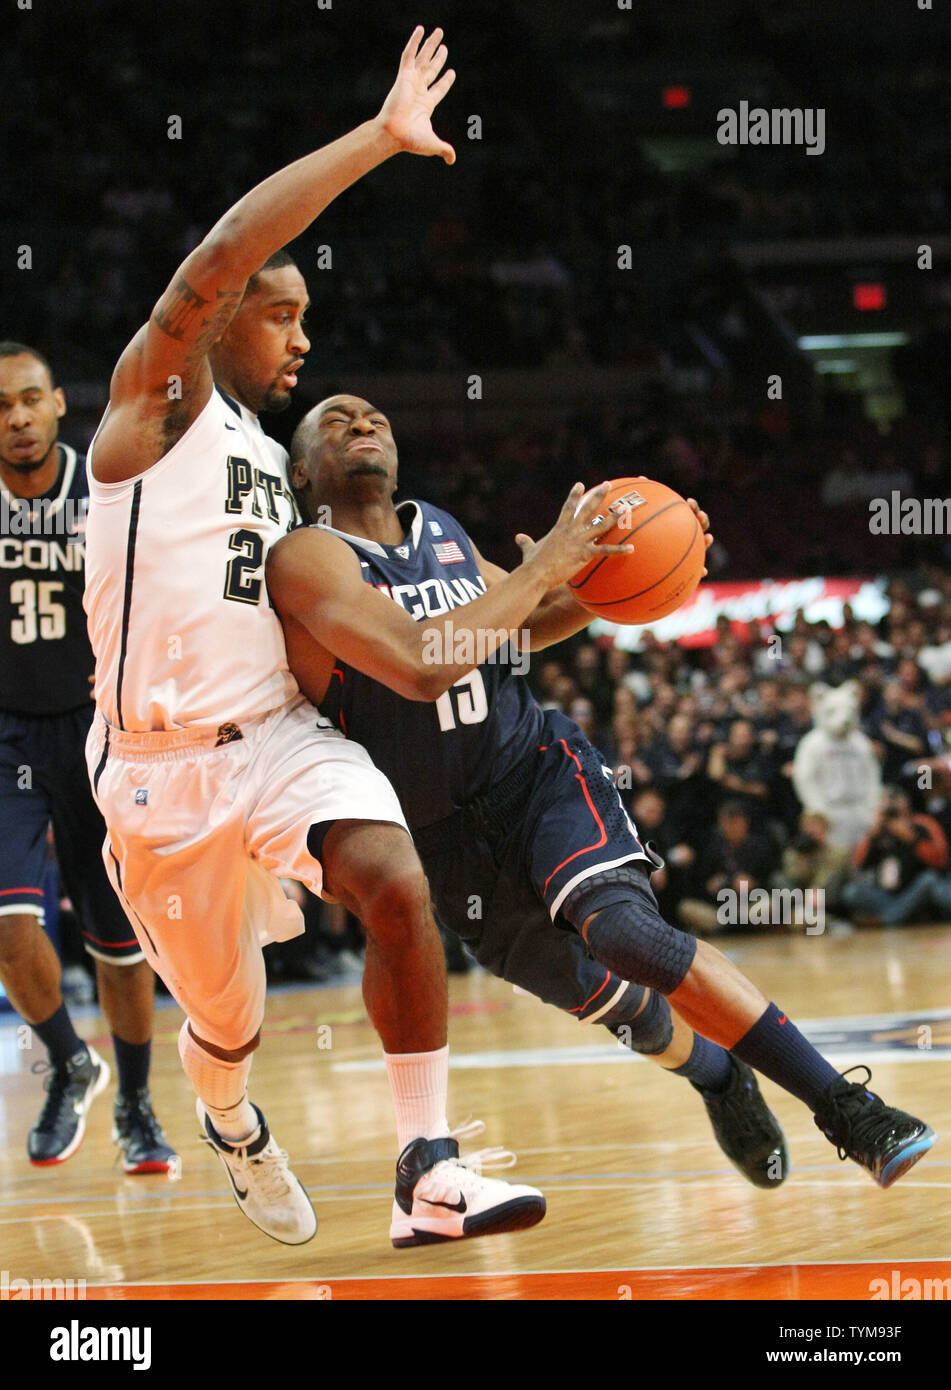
[{"xmin": 84, "ymin": 387, "xmax": 300, "ymax": 730}]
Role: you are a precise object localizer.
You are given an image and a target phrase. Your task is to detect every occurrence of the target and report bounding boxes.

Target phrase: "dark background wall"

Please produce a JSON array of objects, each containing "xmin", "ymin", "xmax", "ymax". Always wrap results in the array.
[{"xmin": 4, "ymin": 0, "xmax": 951, "ymax": 573}]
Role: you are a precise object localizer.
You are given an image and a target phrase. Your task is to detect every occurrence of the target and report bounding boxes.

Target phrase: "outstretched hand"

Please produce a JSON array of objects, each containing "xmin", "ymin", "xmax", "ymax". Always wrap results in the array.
[
  {"xmin": 515, "ymin": 482, "xmax": 635, "ymax": 590},
  {"xmin": 377, "ymin": 26, "xmax": 457, "ymax": 165}
]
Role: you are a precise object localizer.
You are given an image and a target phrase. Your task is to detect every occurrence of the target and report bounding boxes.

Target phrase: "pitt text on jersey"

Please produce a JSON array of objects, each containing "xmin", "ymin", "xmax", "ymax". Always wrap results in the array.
[{"xmin": 223, "ymin": 454, "xmax": 298, "ymax": 607}]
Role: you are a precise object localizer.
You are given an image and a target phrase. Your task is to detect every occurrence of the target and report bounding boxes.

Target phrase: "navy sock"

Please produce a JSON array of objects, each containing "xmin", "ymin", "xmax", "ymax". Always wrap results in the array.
[
  {"xmin": 112, "ymin": 1036, "xmax": 151, "ymax": 1099},
  {"xmin": 33, "ymin": 1003, "xmax": 85, "ymax": 1070},
  {"xmin": 732, "ymin": 1002, "xmax": 840, "ymax": 1111},
  {"xmin": 672, "ymin": 1033, "xmax": 733, "ymax": 1093}
]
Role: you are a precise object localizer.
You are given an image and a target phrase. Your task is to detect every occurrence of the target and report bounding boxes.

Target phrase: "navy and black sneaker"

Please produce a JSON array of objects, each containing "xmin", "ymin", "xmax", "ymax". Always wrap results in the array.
[
  {"xmin": 697, "ymin": 1056, "xmax": 789, "ymax": 1189},
  {"xmin": 814, "ymin": 1066, "xmax": 936, "ymax": 1188},
  {"xmin": 113, "ymin": 1089, "xmax": 180, "ymax": 1176},
  {"xmin": 28, "ymin": 1045, "xmax": 111, "ymax": 1165}
]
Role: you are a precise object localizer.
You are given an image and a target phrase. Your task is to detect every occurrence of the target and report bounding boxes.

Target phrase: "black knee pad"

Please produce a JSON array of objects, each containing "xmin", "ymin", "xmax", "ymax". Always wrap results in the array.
[
  {"xmin": 607, "ymin": 989, "xmax": 674, "ymax": 1056},
  {"xmin": 563, "ymin": 864, "xmax": 697, "ymax": 995},
  {"xmin": 580, "ymin": 978, "xmax": 647, "ymax": 1029}
]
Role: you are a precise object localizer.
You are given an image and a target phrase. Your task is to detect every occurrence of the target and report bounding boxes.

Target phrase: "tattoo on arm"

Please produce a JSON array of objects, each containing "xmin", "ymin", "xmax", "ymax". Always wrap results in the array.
[
  {"xmin": 152, "ymin": 276, "xmax": 243, "ymax": 360},
  {"xmin": 153, "ymin": 276, "xmax": 209, "ymax": 340}
]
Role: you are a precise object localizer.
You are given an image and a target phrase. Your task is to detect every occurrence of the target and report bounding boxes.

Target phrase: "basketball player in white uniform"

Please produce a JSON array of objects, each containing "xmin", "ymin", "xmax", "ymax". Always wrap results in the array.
[{"xmin": 82, "ymin": 29, "xmax": 623, "ymax": 1249}]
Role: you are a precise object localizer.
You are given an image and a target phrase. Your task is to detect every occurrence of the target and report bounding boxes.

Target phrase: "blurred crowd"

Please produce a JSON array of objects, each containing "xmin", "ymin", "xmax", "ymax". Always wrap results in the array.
[
  {"xmin": 6, "ymin": 3, "xmax": 950, "ymax": 387},
  {"xmin": 525, "ymin": 569, "xmax": 951, "ymax": 939},
  {"xmin": 405, "ymin": 400, "xmax": 951, "ymax": 579}
]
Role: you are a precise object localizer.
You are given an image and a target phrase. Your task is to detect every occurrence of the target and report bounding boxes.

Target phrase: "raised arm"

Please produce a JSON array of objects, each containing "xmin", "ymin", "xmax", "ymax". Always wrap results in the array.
[
  {"xmin": 93, "ymin": 27, "xmax": 457, "ymax": 482},
  {"xmin": 267, "ymin": 483, "xmax": 630, "ymax": 700}
]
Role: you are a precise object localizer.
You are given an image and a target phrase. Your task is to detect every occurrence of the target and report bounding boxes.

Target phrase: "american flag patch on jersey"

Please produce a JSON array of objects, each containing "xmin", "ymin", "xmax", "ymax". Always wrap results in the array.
[{"xmin": 432, "ymin": 540, "xmax": 466, "ymax": 564}]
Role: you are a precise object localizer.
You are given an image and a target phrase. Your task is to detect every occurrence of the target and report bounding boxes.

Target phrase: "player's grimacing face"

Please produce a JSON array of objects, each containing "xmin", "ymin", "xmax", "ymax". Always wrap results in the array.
[
  {"xmin": 216, "ymin": 267, "xmax": 311, "ymax": 414},
  {"xmin": 0, "ymin": 354, "xmax": 65, "ymax": 473},
  {"xmin": 310, "ymin": 397, "xmax": 398, "ymax": 488}
]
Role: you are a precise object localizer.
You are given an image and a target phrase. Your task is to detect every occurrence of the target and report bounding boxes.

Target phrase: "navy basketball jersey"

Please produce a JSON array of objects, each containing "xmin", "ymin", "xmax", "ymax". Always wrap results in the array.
[
  {"xmin": 317, "ymin": 501, "xmax": 544, "ymax": 829},
  {"xmin": 0, "ymin": 445, "xmax": 94, "ymax": 714}
]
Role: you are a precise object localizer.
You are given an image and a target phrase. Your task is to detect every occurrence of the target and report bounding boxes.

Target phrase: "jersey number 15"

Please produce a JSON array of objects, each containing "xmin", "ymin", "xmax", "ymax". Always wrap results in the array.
[{"xmin": 435, "ymin": 669, "xmax": 489, "ymax": 731}]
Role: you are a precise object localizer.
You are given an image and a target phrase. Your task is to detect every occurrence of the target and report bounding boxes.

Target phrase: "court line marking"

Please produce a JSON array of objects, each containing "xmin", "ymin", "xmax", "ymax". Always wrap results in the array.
[
  {"xmin": 2, "ymin": 1172, "xmax": 948, "ymax": 1224},
  {"xmin": 1, "ymin": 1127, "xmax": 940, "ymax": 1185},
  {"xmin": 2, "ymin": 1152, "xmax": 949, "ymax": 1204},
  {"xmin": 333, "ymin": 1045, "xmax": 951, "ymax": 1071},
  {"xmin": 3, "ymin": 1159, "xmax": 948, "ymax": 1202},
  {"xmin": 1, "ymin": 1131, "xmax": 943, "ymax": 1202}
]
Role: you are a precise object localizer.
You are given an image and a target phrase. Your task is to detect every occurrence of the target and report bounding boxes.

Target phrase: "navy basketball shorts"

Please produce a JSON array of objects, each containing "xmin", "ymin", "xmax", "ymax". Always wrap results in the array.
[
  {"xmin": 0, "ymin": 705, "xmax": 143, "ymax": 963},
  {"xmin": 415, "ymin": 709, "xmax": 653, "ymax": 1024}
]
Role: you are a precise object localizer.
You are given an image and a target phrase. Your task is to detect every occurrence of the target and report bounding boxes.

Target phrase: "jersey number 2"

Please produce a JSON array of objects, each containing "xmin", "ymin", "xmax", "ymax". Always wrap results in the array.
[
  {"xmin": 223, "ymin": 528, "xmax": 264, "ymax": 605},
  {"xmin": 435, "ymin": 670, "xmax": 489, "ymax": 731},
  {"xmin": 10, "ymin": 579, "xmax": 66, "ymax": 644}
]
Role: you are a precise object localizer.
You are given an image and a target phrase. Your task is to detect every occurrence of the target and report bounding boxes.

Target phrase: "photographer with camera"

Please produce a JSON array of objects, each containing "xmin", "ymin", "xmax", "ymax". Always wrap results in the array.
[{"xmin": 841, "ymin": 787, "xmax": 948, "ymax": 926}]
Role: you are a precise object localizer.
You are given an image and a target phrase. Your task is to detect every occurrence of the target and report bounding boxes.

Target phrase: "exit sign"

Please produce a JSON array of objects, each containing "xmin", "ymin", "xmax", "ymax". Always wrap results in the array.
[{"xmin": 853, "ymin": 282, "xmax": 886, "ymax": 310}]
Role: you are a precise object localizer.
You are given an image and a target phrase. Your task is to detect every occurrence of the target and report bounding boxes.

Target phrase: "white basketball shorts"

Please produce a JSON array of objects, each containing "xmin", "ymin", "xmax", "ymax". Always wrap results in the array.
[{"xmin": 85, "ymin": 695, "xmax": 408, "ymax": 1048}]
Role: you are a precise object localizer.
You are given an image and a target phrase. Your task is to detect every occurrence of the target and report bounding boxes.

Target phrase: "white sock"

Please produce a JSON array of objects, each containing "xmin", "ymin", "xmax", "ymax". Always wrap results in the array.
[
  {"xmin": 178, "ymin": 1020, "xmax": 258, "ymax": 1143},
  {"xmin": 384, "ymin": 1044, "xmax": 451, "ymax": 1152}
]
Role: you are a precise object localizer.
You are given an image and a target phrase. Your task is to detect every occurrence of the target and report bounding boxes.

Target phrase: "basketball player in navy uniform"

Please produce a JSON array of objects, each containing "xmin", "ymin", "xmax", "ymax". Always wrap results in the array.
[
  {"xmin": 268, "ymin": 393, "xmax": 936, "ymax": 1191},
  {"xmin": 0, "ymin": 343, "xmax": 176, "ymax": 1174},
  {"xmin": 81, "ymin": 30, "xmax": 633, "ymax": 1248}
]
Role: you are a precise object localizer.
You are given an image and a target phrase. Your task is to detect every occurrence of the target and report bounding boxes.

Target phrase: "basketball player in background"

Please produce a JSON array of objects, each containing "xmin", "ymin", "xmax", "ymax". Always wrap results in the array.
[
  {"xmin": 0, "ymin": 343, "xmax": 176, "ymax": 1175},
  {"xmin": 82, "ymin": 29, "xmax": 630, "ymax": 1248},
  {"xmin": 267, "ymin": 394, "xmax": 936, "ymax": 1191}
]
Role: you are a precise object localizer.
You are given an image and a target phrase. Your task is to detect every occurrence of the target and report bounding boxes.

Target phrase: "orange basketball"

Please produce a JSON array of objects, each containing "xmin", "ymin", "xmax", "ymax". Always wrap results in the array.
[{"xmin": 569, "ymin": 477, "xmax": 704, "ymax": 624}]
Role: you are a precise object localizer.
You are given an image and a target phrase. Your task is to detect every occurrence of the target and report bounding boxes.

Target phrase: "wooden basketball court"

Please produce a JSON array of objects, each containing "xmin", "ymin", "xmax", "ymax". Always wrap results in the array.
[{"xmin": 2, "ymin": 925, "xmax": 949, "ymax": 1302}]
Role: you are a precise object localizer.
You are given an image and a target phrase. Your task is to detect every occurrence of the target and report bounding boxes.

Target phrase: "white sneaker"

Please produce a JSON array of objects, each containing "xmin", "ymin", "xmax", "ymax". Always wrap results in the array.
[
  {"xmin": 390, "ymin": 1122, "xmax": 546, "ymax": 1248},
  {"xmin": 197, "ymin": 1099, "xmax": 316, "ymax": 1245}
]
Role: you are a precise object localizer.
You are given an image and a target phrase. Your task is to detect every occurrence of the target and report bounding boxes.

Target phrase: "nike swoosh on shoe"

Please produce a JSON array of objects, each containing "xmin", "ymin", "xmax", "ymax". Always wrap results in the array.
[{"xmin": 421, "ymin": 1196, "xmax": 467, "ymax": 1213}]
